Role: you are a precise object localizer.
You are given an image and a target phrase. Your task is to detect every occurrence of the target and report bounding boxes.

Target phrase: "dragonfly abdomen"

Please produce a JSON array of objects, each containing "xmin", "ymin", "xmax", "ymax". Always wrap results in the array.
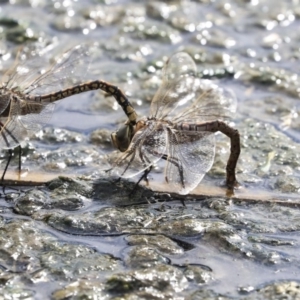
[
  {"xmin": 176, "ymin": 120, "xmax": 240, "ymax": 188},
  {"xmin": 26, "ymin": 80, "xmax": 138, "ymax": 125},
  {"xmin": 176, "ymin": 121, "xmax": 219, "ymax": 132},
  {"xmin": 176, "ymin": 121, "xmax": 233, "ymax": 134}
]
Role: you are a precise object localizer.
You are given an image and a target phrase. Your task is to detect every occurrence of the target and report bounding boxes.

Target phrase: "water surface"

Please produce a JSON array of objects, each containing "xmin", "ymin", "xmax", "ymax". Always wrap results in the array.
[{"xmin": 1, "ymin": 0, "xmax": 300, "ymax": 299}]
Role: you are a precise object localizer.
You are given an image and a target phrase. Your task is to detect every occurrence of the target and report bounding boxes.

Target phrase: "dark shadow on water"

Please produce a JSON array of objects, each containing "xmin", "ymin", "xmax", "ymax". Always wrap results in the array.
[{"xmin": 92, "ymin": 176, "xmax": 160, "ymax": 206}]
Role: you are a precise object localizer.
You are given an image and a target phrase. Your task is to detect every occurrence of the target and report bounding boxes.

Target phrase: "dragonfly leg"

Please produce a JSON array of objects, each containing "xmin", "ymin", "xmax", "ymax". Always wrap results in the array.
[
  {"xmin": 129, "ymin": 166, "xmax": 153, "ymax": 196},
  {"xmin": 0, "ymin": 149, "xmax": 13, "ymax": 193},
  {"xmin": 18, "ymin": 145, "xmax": 22, "ymax": 180},
  {"xmin": 128, "ymin": 145, "xmax": 154, "ymax": 194},
  {"xmin": 161, "ymin": 154, "xmax": 185, "ymax": 189},
  {"xmin": 1, "ymin": 149, "xmax": 13, "ymax": 181}
]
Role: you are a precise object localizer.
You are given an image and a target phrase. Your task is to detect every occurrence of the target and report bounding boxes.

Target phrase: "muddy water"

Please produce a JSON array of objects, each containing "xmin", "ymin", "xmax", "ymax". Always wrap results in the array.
[{"xmin": 1, "ymin": 0, "xmax": 300, "ymax": 299}]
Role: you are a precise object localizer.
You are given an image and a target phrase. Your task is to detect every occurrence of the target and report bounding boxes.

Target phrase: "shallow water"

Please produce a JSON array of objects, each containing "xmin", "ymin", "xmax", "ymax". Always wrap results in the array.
[{"xmin": 1, "ymin": 0, "xmax": 300, "ymax": 299}]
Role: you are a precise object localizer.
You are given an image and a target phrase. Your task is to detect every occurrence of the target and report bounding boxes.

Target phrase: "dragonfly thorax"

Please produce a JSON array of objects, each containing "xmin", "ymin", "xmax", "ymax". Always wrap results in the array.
[
  {"xmin": 111, "ymin": 117, "xmax": 163, "ymax": 153},
  {"xmin": 136, "ymin": 117, "xmax": 169, "ymax": 132},
  {"xmin": 146, "ymin": 116, "xmax": 173, "ymax": 128},
  {"xmin": 134, "ymin": 119, "xmax": 147, "ymax": 133}
]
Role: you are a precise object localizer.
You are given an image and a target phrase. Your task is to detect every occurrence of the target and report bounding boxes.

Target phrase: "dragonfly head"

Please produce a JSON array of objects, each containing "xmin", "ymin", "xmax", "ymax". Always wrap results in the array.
[{"xmin": 111, "ymin": 123, "xmax": 135, "ymax": 152}]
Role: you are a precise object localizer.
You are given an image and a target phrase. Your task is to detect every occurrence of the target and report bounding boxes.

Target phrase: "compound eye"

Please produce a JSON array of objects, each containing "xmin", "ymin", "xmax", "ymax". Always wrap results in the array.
[{"xmin": 111, "ymin": 124, "xmax": 134, "ymax": 152}]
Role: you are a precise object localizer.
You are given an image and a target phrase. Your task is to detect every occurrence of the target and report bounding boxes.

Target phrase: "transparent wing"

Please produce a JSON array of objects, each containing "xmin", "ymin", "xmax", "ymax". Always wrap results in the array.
[
  {"xmin": 172, "ymin": 79, "xmax": 237, "ymax": 123},
  {"xmin": 165, "ymin": 130, "xmax": 215, "ymax": 195},
  {"xmin": 112, "ymin": 122, "xmax": 167, "ymax": 178},
  {"xmin": 3, "ymin": 45, "xmax": 91, "ymax": 97},
  {"xmin": 19, "ymin": 101, "xmax": 55, "ymax": 131},
  {"xmin": 150, "ymin": 52, "xmax": 197, "ymax": 120},
  {"xmin": 0, "ymin": 94, "xmax": 11, "ymax": 115},
  {"xmin": 0, "ymin": 119, "xmax": 27, "ymax": 150},
  {"xmin": 0, "ymin": 99, "xmax": 54, "ymax": 149}
]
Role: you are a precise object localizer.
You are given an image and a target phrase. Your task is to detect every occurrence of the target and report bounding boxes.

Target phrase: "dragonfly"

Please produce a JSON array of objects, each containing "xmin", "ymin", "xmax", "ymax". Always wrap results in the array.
[
  {"xmin": 0, "ymin": 45, "xmax": 137, "ymax": 181},
  {"xmin": 110, "ymin": 52, "xmax": 240, "ymax": 195}
]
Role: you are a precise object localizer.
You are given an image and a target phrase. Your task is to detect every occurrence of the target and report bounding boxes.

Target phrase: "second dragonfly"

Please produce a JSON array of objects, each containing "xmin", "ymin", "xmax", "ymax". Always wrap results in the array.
[{"xmin": 0, "ymin": 45, "xmax": 137, "ymax": 180}]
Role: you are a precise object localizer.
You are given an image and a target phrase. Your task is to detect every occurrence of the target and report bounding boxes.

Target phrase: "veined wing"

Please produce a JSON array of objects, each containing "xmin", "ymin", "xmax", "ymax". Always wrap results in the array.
[
  {"xmin": 18, "ymin": 100, "xmax": 55, "ymax": 131},
  {"xmin": 0, "ymin": 98, "xmax": 55, "ymax": 149},
  {"xmin": 165, "ymin": 129, "xmax": 215, "ymax": 195},
  {"xmin": 3, "ymin": 45, "xmax": 91, "ymax": 97},
  {"xmin": 0, "ymin": 93, "xmax": 11, "ymax": 115},
  {"xmin": 150, "ymin": 52, "xmax": 197, "ymax": 120},
  {"xmin": 112, "ymin": 121, "xmax": 167, "ymax": 178},
  {"xmin": 172, "ymin": 79, "xmax": 237, "ymax": 124}
]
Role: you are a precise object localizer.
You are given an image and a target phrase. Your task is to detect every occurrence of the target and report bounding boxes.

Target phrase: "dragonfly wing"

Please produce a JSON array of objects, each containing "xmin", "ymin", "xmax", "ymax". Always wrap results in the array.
[
  {"xmin": 172, "ymin": 79, "xmax": 237, "ymax": 123},
  {"xmin": 19, "ymin": 101, "xmax": 55, "ymax": 131},
  {"xmin": 0, "ymin": 99, "xmax": 25, "ymax": 149},
  {"xmin": 4, "ymin": 45, "xmax": 91, "ymax": 96},
  {"xmin": 165, "ymin": 130, "xmax": 215, "ymax": 194},
  {"xmin": 112, "ymin": 122, "xmax": 167, "ymax": 178},
  {"xmin": 0, "ymin": 117, "xmax": 28, "ymax": 149},
  {"xmin": 150, "ymin": 52, "xmax": 197, "ymax": 119},
  {"xmin": 0, "ymin": 100, "xmax": 54, "ymax": 149},
  {"xmin": 0, "ymin": 94, "xmax": 11, "ymax": 115}
]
